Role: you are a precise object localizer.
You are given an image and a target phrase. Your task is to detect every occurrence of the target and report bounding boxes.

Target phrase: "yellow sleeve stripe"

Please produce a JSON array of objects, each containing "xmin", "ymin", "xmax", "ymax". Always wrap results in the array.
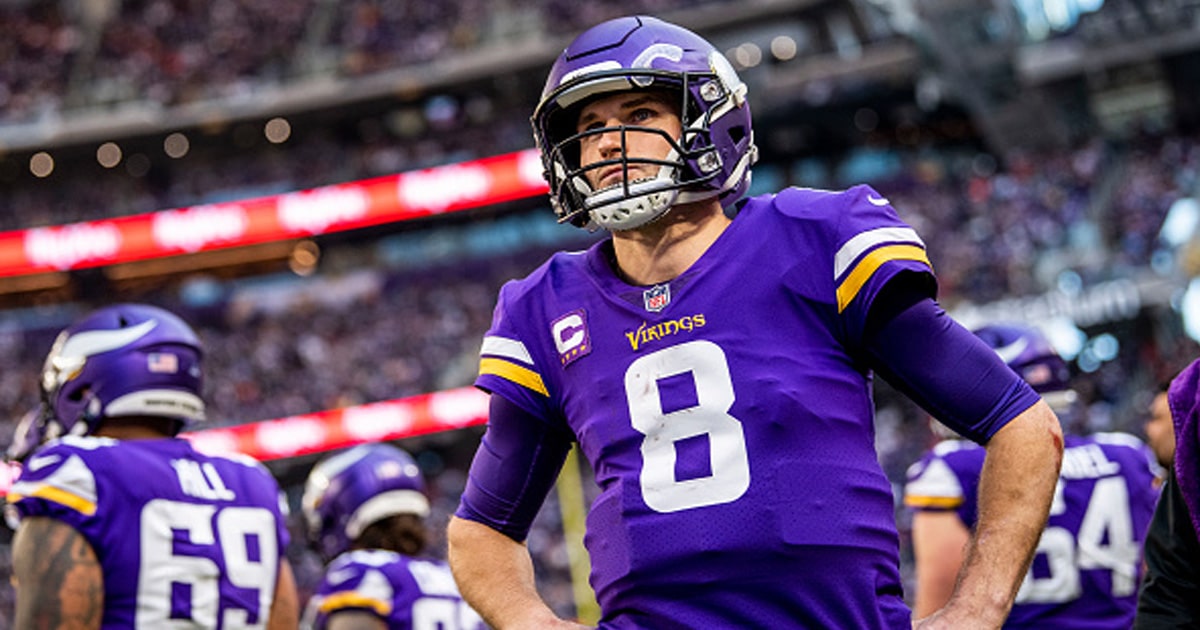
[
  {"xmin": 904, "ymin": 495, "xmax": 963, "ymax": 509},
  {"xmin": 479, "ymin": 357, "xmax": 549, "ymax": 397},
  {"xmin": 8, "ymin": 485, "xmax": 97, "ymax": 516},
  {"xmin": 317, "ymin": 591, "xmax": 392, "ymax": 616},
  {"xmin": 836, "ymin": 244, "xmax": 931, "ymax": 313}
]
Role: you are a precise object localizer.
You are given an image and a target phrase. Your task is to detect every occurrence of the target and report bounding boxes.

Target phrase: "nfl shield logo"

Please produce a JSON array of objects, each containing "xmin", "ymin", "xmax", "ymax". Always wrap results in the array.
[{"xmin": 643, "ymin": 284, "xmax": 671, "ymax": 312}]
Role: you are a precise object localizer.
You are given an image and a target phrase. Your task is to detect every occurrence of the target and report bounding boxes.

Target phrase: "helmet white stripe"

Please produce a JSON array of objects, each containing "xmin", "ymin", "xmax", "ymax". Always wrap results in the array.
[
  {"xmin": 104, "ymin": 389, "xmax": 206, "ymax": 423},
  {"xmin": 345, "ymin": 489, "xmax": 430, "ymax": 539}
]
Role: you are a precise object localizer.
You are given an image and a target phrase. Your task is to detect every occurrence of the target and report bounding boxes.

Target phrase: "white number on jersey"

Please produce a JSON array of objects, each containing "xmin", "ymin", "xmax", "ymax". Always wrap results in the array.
[
  {"xmin": 412, "ymin": 597, "xmax": 484, "ymax": 630},
  {"xmin": 137, "ymin": 499, "xmax": 278, "ymax": 628},
  {"xmin": 625, "ymin": 340, "xmax": 750, "ymax": 513},
  {"xmin": 1015, "ymin": 476, "xmax": 1139, "ymax": 603}
]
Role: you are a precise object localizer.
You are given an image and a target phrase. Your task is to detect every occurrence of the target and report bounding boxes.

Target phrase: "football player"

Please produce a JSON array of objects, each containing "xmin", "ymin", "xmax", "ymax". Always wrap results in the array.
[
  {"xmin": 301, "ymin": 443, "xmax": 484, "ymax": 630},
  {"xmin": 1137, "ymin": 357, "xmax": 1200, "ymax": 626},
  {"xmin": 905, "ymin": 323, "xmax": 1160, "ymax": 628},
  {"xmin": 1143, "ymin": 383, "xmax": 1175, "ymax": 470},
  {"xmin": 5, "ymin": 406, "xmax": 49, "ymax": 464},
  {"xmin": 8, "ymin": 303, "xmax": 299, "ymax": 628},
  {"xmin": 446, "ymin": 14, "xmax": 1063, "ymax": 629}
]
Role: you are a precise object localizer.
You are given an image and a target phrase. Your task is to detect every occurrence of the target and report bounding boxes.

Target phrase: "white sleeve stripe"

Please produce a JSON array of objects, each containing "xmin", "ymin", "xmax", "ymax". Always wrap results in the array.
[
  {"xmin": 481, "ymin": 336, "xmax": 534, "ymax": 365},
  {"xmin": 834, "ymin": 227, "xmax": 925, "ymax": 279},
  {"xmin": 12, "ymin": 454, "xmax": 99, "ymax": 504}
]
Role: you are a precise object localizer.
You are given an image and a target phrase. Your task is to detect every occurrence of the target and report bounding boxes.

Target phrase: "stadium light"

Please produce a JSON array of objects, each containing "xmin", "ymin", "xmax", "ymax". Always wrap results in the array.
[{"xmin": 97, "ymin": 142, "xmax": 122, "ymax": 168}]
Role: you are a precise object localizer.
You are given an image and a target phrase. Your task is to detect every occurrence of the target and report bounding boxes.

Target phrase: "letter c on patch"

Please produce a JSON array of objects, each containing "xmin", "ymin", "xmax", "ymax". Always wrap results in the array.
[{"xmin": 553, "ymin": 314, "xmax": 585, "ymax": 354}]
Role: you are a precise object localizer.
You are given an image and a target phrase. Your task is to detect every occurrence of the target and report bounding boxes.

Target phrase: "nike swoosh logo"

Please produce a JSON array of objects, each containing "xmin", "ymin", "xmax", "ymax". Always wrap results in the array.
[
  {"xmin": 26, "ymin": 454, "xmax": 61, "ymax": 472},
  {"xmin": 994, "ymin": 338, "xmax": 1028, "ymax": 365},
  {"xmin": 867, "ymin": 195, "xmax": 890, "ymax": 206}
]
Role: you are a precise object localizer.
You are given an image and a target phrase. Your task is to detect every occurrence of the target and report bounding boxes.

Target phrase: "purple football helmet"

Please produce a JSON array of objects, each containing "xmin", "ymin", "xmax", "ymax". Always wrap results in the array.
[
  {"xmin": 974, "ymin": 323, "xmax": 1076, "ymax": 412},
  {"xmin": 40, "ymin": 303, "xmax": 205, "ymax": 438},
  {"xmin": 302, "ymin": 443, "xmax": 430, "ymax": 560},
  {"xmin": 532, "ymin": 15, "xmax": 757, "ymax": 231}
]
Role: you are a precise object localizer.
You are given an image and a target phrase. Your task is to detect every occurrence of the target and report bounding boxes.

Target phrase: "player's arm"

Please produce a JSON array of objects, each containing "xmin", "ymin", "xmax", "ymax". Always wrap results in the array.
[
  {"xmin": 448, "ymin": 394, "xmax": 588, "ymax": 629},
  {"xmin": 12, "ymin": 516, "xmax": 104, "ymax": 630},
  {"xmin": 268, "ymin": 558, "xmax": 300, "ymax": 630},
  {"xmin": 448, "ymin": 517, "xmax": 580, "ymax": 628},
  {"xmin": 935, "ymin": 403, "xmax": 1060, "ymax": 627},
  {"xmin": 910, "ymin": 510, "xmax": 970, "ymax": 619},
  {"xmin": 862, "ymin": 289, "xmax": 1062, "ymax": 628}
]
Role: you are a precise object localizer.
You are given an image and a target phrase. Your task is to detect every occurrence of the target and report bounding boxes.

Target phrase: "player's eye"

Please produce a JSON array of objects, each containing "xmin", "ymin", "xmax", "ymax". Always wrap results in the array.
[{"xmin": 629, "ymin": 108, "xmax": 656, "ymax": 124}]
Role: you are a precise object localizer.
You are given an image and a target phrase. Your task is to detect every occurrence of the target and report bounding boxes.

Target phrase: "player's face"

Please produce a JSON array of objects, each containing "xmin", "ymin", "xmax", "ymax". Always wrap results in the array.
[
  {"xmin": 575, "ymin": 91, "xmax": 682, "ymax": 191},
  {"xmin": 1145, "ymin": 391, "xmax": 1175, "ymax": 467}
]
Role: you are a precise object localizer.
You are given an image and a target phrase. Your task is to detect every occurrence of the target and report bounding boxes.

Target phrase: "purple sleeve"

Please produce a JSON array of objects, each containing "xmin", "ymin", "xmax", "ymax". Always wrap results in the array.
[
  {"xmin": 454, "ymin": 394, "xmax": 574, "ymax": 541},
  {"xmin": 1167, "ymin": 358, "xmax": 1200, "ymax": 541},
  {"xmin": 865, "ymin": 297, "xmax": 1041, "ymax": 444}
]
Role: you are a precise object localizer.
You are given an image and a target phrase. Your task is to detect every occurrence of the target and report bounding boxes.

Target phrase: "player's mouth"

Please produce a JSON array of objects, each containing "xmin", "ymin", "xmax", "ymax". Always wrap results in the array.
[{"xmin": 597, "ymin": 165, "xmax": 654, "ymax": 190}]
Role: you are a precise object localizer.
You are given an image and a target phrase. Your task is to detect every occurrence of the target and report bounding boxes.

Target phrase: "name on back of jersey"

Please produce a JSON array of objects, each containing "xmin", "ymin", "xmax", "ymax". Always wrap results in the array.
[
  {"xmin": 1060, "ymin": 444, "xmax": 1120, "ymax": 480},
  {"xmin": 172, "ymin": 458, "xmax": 237, "ymax": 500}
]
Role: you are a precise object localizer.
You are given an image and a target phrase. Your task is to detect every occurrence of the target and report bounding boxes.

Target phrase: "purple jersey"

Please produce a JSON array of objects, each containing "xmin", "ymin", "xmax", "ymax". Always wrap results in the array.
[
  {"xmin": 472, "ymin": 186, "xmax": 960, "ymax": 628},
  {"xmin": 905, "ymin": 433, "xmax": 1161, "ymax": 628},
  {"xmin": 304, "ymin": 550, "xmax": 483, "ymax": 630},
  {"xmin": 10, "ymin": 435, "xmax": 289, "ymax": 629}
]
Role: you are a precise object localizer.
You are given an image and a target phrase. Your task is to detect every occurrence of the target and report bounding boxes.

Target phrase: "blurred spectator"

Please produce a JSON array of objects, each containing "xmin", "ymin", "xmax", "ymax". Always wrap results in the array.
[{"xmin": 1146, "ymin": 381, "xmax": 1177, "ymax": 470}]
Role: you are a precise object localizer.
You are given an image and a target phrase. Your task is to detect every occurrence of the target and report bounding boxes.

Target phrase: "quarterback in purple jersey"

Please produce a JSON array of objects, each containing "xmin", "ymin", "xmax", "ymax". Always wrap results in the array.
[
  {"xmin": 905, "ymin": 324, "xmax": 1160, "ymax": 628},
  {"xmin": 446, "ymin": 15, "xmax": 1064, "ymax": 630},
  {"xmin": 301, "ymin": 444, "xmax": 484, "ymax": 630},
  {"xmin": 8, "ymin": 303, "xmax": 299, "ymax": 629}
]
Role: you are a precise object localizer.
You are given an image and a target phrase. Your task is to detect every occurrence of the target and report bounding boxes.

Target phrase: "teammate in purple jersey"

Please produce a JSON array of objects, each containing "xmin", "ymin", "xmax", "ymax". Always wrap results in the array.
[
  {"xmin": 7, "ymin": 303, "xmax": 299, "ymax": 629},
  {"xmin": 905, "ymin": 324, "xmax": 1160, "ymax": 628},
  {"xmin": 446, "ymin": 15, "xmax": 1064, "ymax": 630},
  {"xmin": 301, "ymin": 443, "xmax": 484, "ymax": 630}
]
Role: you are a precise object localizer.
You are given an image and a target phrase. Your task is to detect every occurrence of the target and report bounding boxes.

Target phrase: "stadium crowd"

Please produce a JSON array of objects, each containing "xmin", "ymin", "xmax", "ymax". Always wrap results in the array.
[{"xmin": 0, "ymin": 0, "xmax": 717, "ymax": 126}]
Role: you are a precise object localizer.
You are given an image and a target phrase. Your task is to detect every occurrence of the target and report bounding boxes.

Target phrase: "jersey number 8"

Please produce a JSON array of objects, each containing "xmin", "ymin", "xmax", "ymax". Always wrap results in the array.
[{"xmin": 626, "ymin": 340, "xmax": 751, "ymax": 513}]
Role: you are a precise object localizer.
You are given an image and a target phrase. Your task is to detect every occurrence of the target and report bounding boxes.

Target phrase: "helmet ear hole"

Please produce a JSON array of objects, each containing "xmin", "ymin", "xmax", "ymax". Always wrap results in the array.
[
  {"xmin": 68, "ymin": 386, "xmax": 89, "ymax": 402},
  {"xmin": 727, "ymin": 124, "xmax": 747, "ymax": 145}
]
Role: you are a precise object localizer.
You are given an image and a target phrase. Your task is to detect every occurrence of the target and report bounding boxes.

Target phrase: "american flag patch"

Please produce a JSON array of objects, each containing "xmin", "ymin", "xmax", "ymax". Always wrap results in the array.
[
  {"xmin": 643, "ymin": 284, "xmax": 671, "ymax": 312},
  {"xmin": 147, "ymin": 352, "xmax": 179, "ymax": 374}
]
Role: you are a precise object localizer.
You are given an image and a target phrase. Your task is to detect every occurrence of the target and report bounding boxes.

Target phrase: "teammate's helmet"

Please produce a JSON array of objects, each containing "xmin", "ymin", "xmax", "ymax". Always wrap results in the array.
[
  {"xmin": 532, "ymin": 15, "xmax": 757, "ymax": 231},
  {"xmin": 974, "ymin": 323, "xmax": 1076, "ymax": 411},
  {"xmin": 302, "ymin": 443, "xmax": 430, "ymax": 561},
  {"xmin": 40, "ymin": 303, "xmax": 205, "ymax": 438}
]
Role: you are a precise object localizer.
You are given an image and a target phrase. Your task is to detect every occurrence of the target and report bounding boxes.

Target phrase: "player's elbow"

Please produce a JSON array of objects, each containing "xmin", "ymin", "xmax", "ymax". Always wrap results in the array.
[
  {"xmin": 447, "ymin": 515, "xmax": 484, "ymax": 572},
  {"xmin": 993, "ymin": 399, "xmax": 1065, "ymax": 466}
]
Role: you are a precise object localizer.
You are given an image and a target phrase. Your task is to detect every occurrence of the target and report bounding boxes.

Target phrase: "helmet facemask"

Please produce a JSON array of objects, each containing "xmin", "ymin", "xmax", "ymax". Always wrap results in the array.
[
  {"xmin": 546, "ymin": 94, "xmax": 704, "ymax": 231},
  {"xmin": 534, "ymin": 48, "xmax": 755, "ymax": 231}
]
